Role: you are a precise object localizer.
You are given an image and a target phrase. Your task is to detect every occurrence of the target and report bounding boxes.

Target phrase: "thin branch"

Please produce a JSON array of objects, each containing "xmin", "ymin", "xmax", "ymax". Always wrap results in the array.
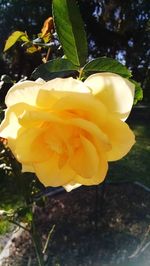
[
  {"xmin": 8, "ymin": 220, "xmax": 29, "ymax": 232},
  {"xmin": 42, "ymin": 224, "xmax": 55, "ymax": 254}
]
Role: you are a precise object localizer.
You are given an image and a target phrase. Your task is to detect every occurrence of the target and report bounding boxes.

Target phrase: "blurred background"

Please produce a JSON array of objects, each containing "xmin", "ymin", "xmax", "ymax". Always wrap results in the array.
[{"xmin": 0, "ymin": 0, "xmax": 149, "ymax": 103}]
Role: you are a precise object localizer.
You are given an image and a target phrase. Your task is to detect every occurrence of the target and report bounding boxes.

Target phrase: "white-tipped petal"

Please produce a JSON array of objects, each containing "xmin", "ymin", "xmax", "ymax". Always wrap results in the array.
[
  {"xmin": 84, "ymin": 72, "xmax": 135, "ymax": 121},
  {"xmin": 5, "ymin": 80, "xmax": 43, "ymax": 107},
  {"xmin": 63, "ymin": 183, "xmax": 81, "ymax": 192}
]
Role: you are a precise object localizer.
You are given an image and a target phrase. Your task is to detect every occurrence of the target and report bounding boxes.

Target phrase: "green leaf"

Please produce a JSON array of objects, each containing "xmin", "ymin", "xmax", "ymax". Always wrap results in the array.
[
  {"xmin": 52, "ymin": 0, "xmax": 87, "ymax": 66},
  {"xmin": 31, "ymin": 58, "xmax": 78, "ymax": 80},
  {"xmin": 83, "ymin": 57, "xmax": 132, "ymax": 78},
  {"xmin": 17, "ymin": 207, "xmax": 33, "ymax": 223},
  {"xmin": 4, "ymin": 31, "xmax": 29, "ymax": 52},
  {"xmin": 130, "ymin": 79, "xmax": 143, "ymax": 104},
  {"xmin": 20, "ymin": 35, "xmax": 30, "ymax": 43}
]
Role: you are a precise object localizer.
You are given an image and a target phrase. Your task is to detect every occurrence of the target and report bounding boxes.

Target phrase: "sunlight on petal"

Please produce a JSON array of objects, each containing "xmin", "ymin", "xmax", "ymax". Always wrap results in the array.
[
  {"xmin": 5, "ymin": 80, "xmax": 43, "ymax": 107},
  {"xmin": 22, "ymin": 163, "xmax": 34, "ymax": 173},
  {"xmin": 53, "ymin": 93, "xmax": 108, "ymax": 125},
  {"xmin": 84, "ymin": 72, "xmax": 135, "ymax": 121},
  {"xmin": 41, "ymin": 77, "xmax": 90, "ymax": 93},
  {"xmin": 63, "ymin": 182, "xmax": 81, "ymax": 192},
  {"xmin": 0, "ymin": 103, "xmax": 37, "ymax": 139},
  {"xmin": 36, "ymin": 78, "xmax": 91, "ymax": 108}
]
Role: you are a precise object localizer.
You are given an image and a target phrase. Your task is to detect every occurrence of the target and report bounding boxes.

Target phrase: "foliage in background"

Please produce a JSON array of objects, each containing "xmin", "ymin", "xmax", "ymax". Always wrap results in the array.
[{"xmin": 0, "ymin": 0, "xmax": 149, "ymax": 103}]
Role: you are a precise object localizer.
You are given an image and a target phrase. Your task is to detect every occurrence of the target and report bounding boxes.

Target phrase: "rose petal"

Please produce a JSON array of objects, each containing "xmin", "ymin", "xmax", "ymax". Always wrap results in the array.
[
  {"xmin": 41, "ymin": 77, "xmax": 90, "ymax": 93},
  {"xmin": 14, "ymin": 128, "xmax": 52, "ymax": 163},
  {"xmin": 84, "ymin": 72, "xmax": 135, "ymax": 121},
  {"xmin": 0, "ymin": 103, "xmax": 39, "ymax": 152},
  {"xmin": 63, "ymin": 182, "xmax": 81, "ymax": 192},
  {"xmin": 22, "ymin": 163, "xmax": 34, "ymax": 173},
  {"xmin": 70, "ymin": 136, "xmax": 99, "ymax": 178},
  {"xmin": 74, "ymin": 153, "xmax": 108, "ymax": 186},
  {"xmin": 0, "ymin": 105, "xmax": 22, "ymax": 139},
  {"xmin": 104, "ymin": 114, "xmax": 135, "ymax": 161},
  {"xmin": 19, "ymin": 109, "xmax": 110, "ymax": 152},
  {"xmin": 36, "ymin": 77, "xmax": 91, "ymax": 108},
  {"xmin": 33, "ymin": 153, "xmax": 75, "ymax": 187},
  {"xmin": 53, "ymin": 93, "xmax": 108, "ymax": 125},
  {"xmin": 5, "ymin": 80, "xmax": 43, "ymax": 107}
]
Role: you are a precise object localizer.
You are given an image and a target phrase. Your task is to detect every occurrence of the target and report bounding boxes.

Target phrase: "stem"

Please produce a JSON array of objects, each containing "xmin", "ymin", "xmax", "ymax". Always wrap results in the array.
[
  {"xmin": 31, "ymin": 235, "xmax": 45, "ymax": 266},
  {"xmin": 31, "ymin": 217, "xmax": 45, "ymax": 266},
  {"xmin": 99, "ymin": 180, "xmax": 106, "ymax": 216},
  {"xmin": 8, "ymin": 220, "xmax": 29, "ymax": 232},
  {"xmin": 43, "ymin": 224, "xmax": 55, "ymax": 254},
  {"xmin": 78, "ymin": 68, "xmax": 83, "ymax": 80},
  {"xmin": 94, "ymin": 181, "xmax": 107, "ymax": 232},
  {"xmin": 45, "ymin": 48, "xmax": 51, "ymax": 62},
  {"xmin": 94, "ymin": 185, "xmax": 99, "ymax": 232}
]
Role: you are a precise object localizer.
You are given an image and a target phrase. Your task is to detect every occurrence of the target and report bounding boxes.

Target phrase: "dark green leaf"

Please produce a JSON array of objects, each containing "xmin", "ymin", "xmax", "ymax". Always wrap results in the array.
[
  {"xmin": 52, "ymin": 0, "xmax": 87, "ymax": 66},
  {"xmin": 83, "ymin": 57, "xmax": 132, "ymax": 78},
  {"xmin": 130, "ymin": 79, "xmax": 143, "ymax": 104},
  {"xmin": 31, "ymin": 58, "xmax": 78, "ymax": 80}
]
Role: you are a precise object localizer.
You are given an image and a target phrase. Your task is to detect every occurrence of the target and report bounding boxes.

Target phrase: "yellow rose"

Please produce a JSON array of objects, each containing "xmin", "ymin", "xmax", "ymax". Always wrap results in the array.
[{"xmin": 0, "ymin": 73, "xmax": 135, "ymax": 191}]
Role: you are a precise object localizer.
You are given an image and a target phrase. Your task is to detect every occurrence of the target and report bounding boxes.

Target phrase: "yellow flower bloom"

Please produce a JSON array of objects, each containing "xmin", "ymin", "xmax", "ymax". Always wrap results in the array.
[{"xmin": 0, "ymin": 73, "xmax": 135, "ymax": 191}]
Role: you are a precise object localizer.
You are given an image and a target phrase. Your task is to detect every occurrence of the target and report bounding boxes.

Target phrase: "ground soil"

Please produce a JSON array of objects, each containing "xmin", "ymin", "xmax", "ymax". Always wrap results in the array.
[{"xmin": 1, "ymin": 183, "xmax": 150, "ymax": 266}]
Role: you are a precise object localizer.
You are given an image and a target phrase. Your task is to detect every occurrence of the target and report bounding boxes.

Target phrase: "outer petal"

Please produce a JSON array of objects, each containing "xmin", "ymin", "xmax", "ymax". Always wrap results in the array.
[
  {"xmin": 104, "ymin": 114, "xmax": 135, "ymax": 161},
  {"xmin": 63, "ymin": 182, "xmax": 81, "ymax": 192},
  {"xmin": 0, "ymin": 105, "xmax": 22, "ymax": 139},
  {"xmin": 0, "ymin": 103, "xmax": 38, "ymax": 152},
  {"xmin": 5, "ymin": 80, "xmax": 44, "ymax": 107},
  {"xmin": 6, "ymin": 78, "xmax": 90, "ymax": 110},
  {"xmin": 84, "ymin": 72, "xmax": 135, "ymax": 121},
  {"xmin": 41, "ymin": 77, "xmax": 90, "ymax": 93},
  {"xmin": 22, "ymin": 163, "xmax": 34, "ymax": 173}
]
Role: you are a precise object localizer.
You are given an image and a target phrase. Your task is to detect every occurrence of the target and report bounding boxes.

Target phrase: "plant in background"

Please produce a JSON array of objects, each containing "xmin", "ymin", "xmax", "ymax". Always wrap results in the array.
[
  {"xmin": 0, "ymin": 0, "xmax": 143, "ymax": 265},
  {"xmin": 3, "ymin": 16, "xmax": 54, "ymax": 60}
]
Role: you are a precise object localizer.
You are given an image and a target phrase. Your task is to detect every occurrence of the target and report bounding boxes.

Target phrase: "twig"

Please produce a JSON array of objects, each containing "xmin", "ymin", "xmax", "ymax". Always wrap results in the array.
[
  {"xmin": 42, "ymin": 225, "xmax": 55, "ymax": 254},
  {"xmin": 45, "ymin": 48, "xmax": 51, "ymax": 62},
  {"xmin": 8, "ymin": 220, "xmax": 29, "ymax": 232}
]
